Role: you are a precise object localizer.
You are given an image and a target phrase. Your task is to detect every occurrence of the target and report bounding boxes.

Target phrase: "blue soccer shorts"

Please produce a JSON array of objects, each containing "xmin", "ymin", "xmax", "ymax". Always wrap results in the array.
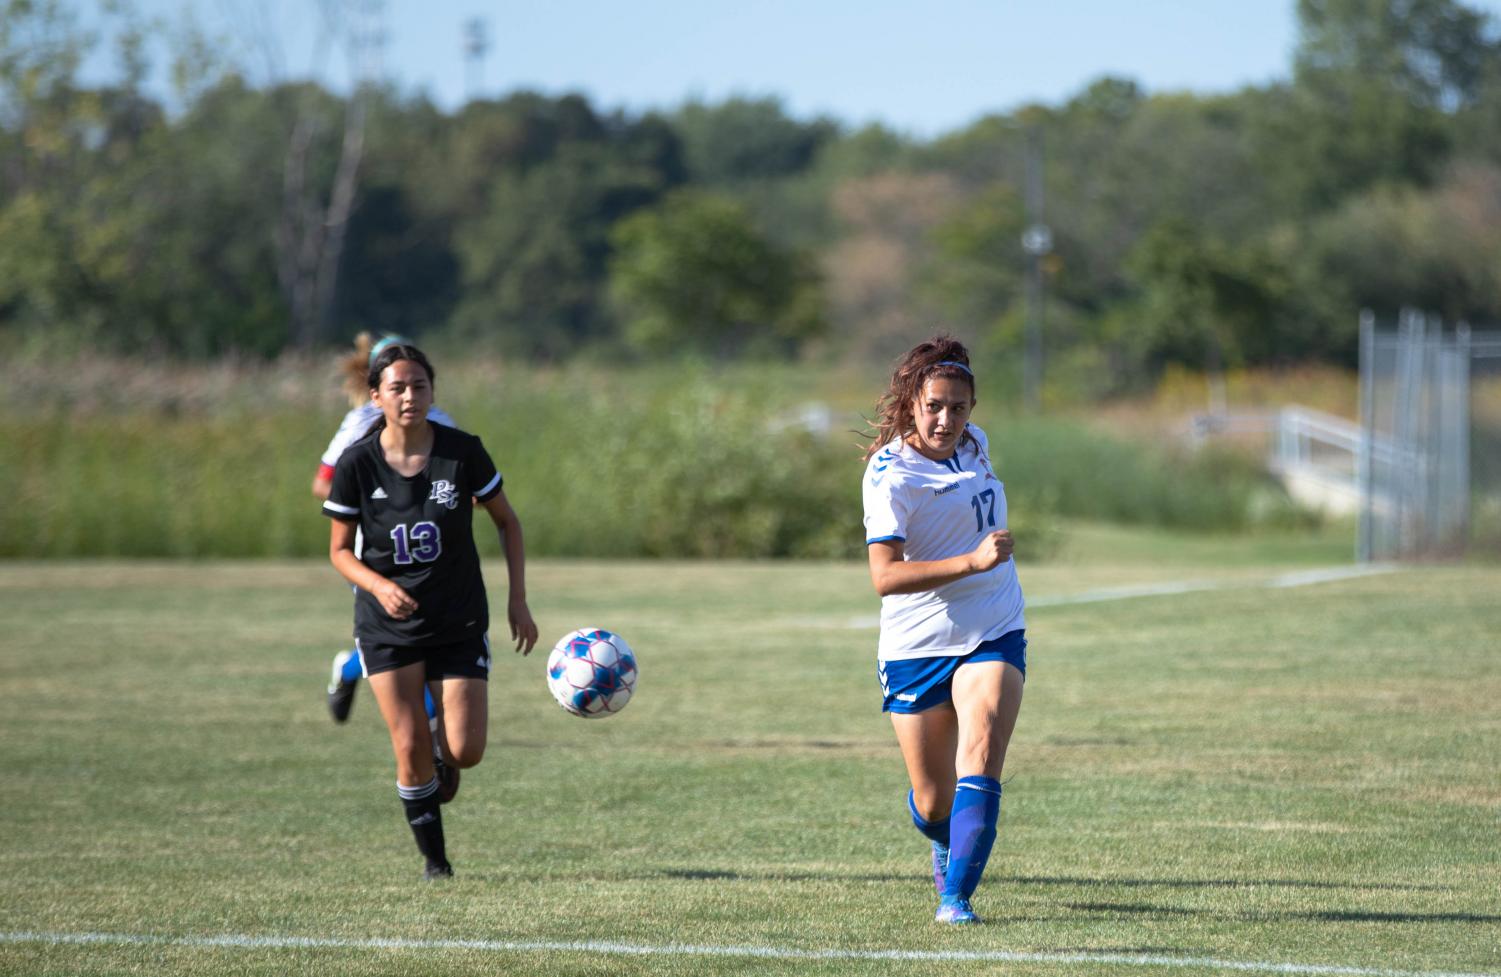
[{"xmin": 879, "ymin": 629, "xmax": 1026, "ymax": 714}]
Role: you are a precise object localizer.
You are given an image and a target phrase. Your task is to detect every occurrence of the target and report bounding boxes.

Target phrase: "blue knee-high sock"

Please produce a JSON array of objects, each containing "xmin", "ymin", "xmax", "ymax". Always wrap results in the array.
[
  {"xmin": 423, "ymin": 686, "xmax": 436, "ymax": 721},
  {"xmin": 907, "ymin": 790, "xmax": 950, "ymax": 845},
  {"xmin": 943, "ymin": 775, "xmax": 1002, "ymax": 899}
]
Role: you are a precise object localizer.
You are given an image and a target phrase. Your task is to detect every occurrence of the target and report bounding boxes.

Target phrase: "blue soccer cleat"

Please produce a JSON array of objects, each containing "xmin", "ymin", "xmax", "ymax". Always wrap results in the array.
[
  {"xmin": 935, "ymin": 895, "xmax": 980, "ymax": 924},
  {"xmin": 327, "ymin": 649, "xmax": 360, "ymax": 723},
  {"xmin": 931, "ymin": 840, "xmax": 950, "ymax": 894}
]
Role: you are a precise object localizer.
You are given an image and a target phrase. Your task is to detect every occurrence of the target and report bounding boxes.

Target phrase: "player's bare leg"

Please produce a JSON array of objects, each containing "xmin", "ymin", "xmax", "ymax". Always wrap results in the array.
[
  {"xmin": 368, "ymin": 664, "xmax": 450, "ymax": 878},
  {"xmin": 435, "ymin": 677, "xmax": 488, "ymax": 769},
  {"xmin": 937, "ymin": 660, "xmax": 1024, "ymax": 922},
  {"xmin": 369, "ymin": 664, "xmax": 437, "ymax": 784},
  {"xmin": 891, "ymin": 705, "xmax": 959, "ymax": 896},
  {"xmin": 891, "ymin": 705, "xmax": 959, "ymax": 820},
  {"xmin": 951, "ymin": 660, "xmax": 1023, "ymax": 780}
]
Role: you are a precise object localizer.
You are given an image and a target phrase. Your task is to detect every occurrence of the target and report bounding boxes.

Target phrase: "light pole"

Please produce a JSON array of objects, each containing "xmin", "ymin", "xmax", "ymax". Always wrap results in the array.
[
  {"xmin": 1019, "ymin": 123, "xmax": 1050, "ymax": 413},
  {"xmin": 463, "ymin": 18, "xmax": 489, "ymax": 103}
]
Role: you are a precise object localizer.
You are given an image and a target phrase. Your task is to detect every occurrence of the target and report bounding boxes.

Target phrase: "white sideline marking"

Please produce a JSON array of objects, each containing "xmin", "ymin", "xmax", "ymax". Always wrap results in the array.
[
  {"xmin": 839, "ymin": 564, "xmax": 1399, "ymax": 628},
  {"xmin": 2, "ymin": 930, "xmax": 1496, "ymax": 977}
]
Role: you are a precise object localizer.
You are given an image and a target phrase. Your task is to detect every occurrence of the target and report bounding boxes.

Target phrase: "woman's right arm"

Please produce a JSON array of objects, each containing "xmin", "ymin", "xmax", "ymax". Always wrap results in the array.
[
  {"xmin": 329, "ymin": 518, "xmax": 417, "ymax": 619},
  {"xmin": 867, "ymin": 531, "xmax": 1012, "ymax": 597}
]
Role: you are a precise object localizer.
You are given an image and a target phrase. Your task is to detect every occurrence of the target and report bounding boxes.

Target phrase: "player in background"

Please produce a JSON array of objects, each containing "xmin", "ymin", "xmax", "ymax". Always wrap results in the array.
[
  {"xmin": 861, "ymin": 335, "xmax": 1027, "ymax": 924},
  {"xmin": 313, "ymin": 334, "xmax": 455, "ymax": 728},
  {"xmin": 324, "ymin": 342, "xmax": 538, "ymax": 879}
]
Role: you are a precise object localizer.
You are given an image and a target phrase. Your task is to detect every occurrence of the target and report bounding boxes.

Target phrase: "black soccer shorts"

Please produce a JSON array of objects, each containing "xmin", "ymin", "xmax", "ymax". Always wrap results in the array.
[{"xmin": 356, "ymin": 634, "xmax": 491, "ymax": 681}]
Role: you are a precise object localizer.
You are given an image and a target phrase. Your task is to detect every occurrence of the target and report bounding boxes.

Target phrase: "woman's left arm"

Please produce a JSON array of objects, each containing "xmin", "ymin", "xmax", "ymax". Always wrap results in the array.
[{"xmin": 480, "ymin": 489, "xmax": 539, "ymax": 655}]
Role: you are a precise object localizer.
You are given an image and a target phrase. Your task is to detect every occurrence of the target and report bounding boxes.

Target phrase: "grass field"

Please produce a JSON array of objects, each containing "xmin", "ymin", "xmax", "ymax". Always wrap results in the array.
[{"xmin": 1, "ymin": 523, "xmax": 1498, "ymax": 976}]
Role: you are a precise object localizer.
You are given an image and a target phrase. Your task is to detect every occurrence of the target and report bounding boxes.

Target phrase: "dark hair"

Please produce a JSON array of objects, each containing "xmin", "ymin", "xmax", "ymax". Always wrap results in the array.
[
  {"xmin": 367, "ymin": 343, "xmax": 435, "ymax": 390},
  {"xmin": 863, "ymin": 334, "xmax": 976, "ymax": 461},
  {"xmin": 363, "ymin": 344, "xmax": 437, "ymax": 438}
]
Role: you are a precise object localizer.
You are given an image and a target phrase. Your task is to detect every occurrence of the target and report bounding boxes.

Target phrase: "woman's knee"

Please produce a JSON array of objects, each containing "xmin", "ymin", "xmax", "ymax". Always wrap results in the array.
[
  {"xmin": 910, "ymin": 779, "xmax": 955, "ymax": 820},
  {"xmin": 389, "ymin": 725, "xmax": 429, "ymax": 764},
  {"xmin": 447, "ymin": 738, "xmax": 486, "ymax": 769},
  {"xmin": 956, "ymin": 719, "xmax": 1010, "ymax": 777}
]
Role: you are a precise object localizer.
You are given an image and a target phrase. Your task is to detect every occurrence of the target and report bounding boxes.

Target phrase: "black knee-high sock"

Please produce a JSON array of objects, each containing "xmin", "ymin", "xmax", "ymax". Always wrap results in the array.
[{"xmin": 398, "ymin": 777, "xmax": 448, "ymax": 870}]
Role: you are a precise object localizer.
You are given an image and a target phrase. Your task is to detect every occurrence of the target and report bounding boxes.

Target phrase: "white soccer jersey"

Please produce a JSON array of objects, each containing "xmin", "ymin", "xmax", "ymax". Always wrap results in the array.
[
  {"xmin": 319, "ymin": 403, "xmax": 457, "ymax": 469},
  {"xmin": 862, "ymin": 424, "xmax": 1025, "ymax": 661}
]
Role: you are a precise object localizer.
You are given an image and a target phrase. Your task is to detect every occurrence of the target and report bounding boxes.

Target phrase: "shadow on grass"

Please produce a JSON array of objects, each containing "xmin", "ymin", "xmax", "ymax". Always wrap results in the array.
[
  {"xmin": 656, "ymin": 868, "xmax": 1453, "ymax": 895},
  {"xmin": 1007, "ymin": 874, "xmax": 1451, "ymax": 893},
  {"xmin": 661, "ymin": 868, "xmax": 913, "ymax": 883},
  {"xmin": 1065, "ymin": 902, "xmax": 1501, "ymax": 924}
]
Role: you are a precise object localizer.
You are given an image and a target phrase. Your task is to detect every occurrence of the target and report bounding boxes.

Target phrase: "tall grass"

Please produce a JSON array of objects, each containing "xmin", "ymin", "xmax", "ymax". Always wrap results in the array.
[{"xmin": 2, "ymin": 359, "xmax": 1312, "ymax": 559}]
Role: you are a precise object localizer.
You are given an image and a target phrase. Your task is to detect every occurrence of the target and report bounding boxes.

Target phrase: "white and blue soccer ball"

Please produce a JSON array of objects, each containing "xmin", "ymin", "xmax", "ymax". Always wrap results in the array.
[{"xmin": 546, "ymin": 628, "xmax": 637, "ymax": 718}]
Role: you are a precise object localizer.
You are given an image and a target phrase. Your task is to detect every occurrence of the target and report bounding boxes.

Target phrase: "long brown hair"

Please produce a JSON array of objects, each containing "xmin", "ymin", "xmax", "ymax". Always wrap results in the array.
[
  {"xmin": 340, "ymin": 332, "xmax": 377, "ymax": 407},
  {"xmin": 863, "ymin": 335, "xmax": 976, "ymax": 461}
]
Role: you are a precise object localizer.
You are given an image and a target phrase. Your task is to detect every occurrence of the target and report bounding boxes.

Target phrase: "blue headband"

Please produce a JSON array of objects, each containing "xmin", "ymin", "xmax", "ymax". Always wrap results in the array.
[
  {"xmin": 936, "ymin": 360, "xmax": 973, "ymax": 376},
  {"xmin": 369, "ymin": 335, "xmax": 411, "ymax": 366}
]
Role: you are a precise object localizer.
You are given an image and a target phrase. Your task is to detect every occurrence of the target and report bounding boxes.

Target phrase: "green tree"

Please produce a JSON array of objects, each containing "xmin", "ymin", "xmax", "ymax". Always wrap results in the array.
[
  {"xmin": 608, "ymin": 190, "xmax": 825, "ymax": 359},
  {"xmin": 1125, "ymin": 218, "xmax": 1295, "ymax": 372},
  {"xmin": 1303, "ymin": 162, "xmax": 1501, "ymax": 325},
  {"xmin": 922, "ymin": 183, "xmax": 1025, "ymax": 337},
  {"xmin": 671, "ymin": 96, "xmax": 837, "ymax": 186},
  {"xmin": 1252, "ymin": 0, "xmax": 1499, "ymax": 211},
  {"xmin": 450, "ymin": 138, "xmax": 675, "ymax": 356}
]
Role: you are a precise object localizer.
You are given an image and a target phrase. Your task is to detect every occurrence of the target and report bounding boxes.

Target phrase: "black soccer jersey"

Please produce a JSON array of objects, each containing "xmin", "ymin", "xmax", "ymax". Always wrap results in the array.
[{"xmin": 322, "ymin": 424, "xmax": 504, "ymax": 646}]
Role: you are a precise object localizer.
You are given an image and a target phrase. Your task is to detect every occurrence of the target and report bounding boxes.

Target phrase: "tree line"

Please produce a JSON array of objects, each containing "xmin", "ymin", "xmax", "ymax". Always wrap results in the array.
[{"xmin": 4, "ymin": 0, "xmax": 1501, "ymax": 391}]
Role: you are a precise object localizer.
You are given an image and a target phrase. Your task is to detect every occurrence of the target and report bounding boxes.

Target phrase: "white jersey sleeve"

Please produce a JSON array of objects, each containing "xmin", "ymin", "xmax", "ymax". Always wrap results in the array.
[
  {"xmin": 321, "ymin": 405, "xmax": 379, "ymax": 469},
  {"xmin": 862, "ymin": 442, "xmax": 912, "ymax": 544},
  {"xmin": 319, "ymin": 404, "xmax": 459, "ymax": 469}
]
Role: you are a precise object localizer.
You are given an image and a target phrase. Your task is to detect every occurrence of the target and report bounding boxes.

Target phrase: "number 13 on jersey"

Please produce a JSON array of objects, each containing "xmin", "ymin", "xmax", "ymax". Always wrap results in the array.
[{"xmin": 390, "ymin": 521, "xmax": 442, "ymax": 564}]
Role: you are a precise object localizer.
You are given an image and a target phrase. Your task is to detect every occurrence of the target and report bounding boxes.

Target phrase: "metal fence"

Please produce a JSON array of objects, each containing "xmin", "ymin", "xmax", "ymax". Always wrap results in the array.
[{"xmin": 1357, "ymin": 310, "xmax": 1501, "ymax": 562}]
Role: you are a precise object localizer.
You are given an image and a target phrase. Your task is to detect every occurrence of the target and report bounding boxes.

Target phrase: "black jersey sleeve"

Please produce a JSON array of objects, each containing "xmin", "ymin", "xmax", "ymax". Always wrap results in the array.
[
  {"xmin": 322, "ymin": 448, "xmax": 362, "ymax": 521},
  {"xmin": 469, "ymin": 436, "xmax": 503, "ymax": 503}
]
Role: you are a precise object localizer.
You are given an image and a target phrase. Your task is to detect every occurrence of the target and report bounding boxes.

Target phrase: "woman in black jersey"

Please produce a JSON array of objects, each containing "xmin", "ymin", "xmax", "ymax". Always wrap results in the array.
[{"xmin": 322, "ymin": 343, "xmax": 539, "ymax": 880}]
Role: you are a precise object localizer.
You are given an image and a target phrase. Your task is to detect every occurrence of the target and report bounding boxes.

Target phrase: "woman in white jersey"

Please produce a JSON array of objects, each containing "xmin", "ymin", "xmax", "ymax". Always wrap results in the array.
[
  {"xmin": 861, "ymin": 335, "xmax": 1026, "ymax": 925},
  {"xmin": 314, "ymin": 334, "xmax": 457, "ymax": 726}
]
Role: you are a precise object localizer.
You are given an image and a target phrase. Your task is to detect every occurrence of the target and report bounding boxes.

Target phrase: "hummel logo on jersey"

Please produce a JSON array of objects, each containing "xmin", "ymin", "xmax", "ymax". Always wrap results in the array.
[
  {"xmin": 370, "ymin": 487, "xmax": 388, "ymax": 499},
  {"xmin": 933, "ymin": 482, "xmax": 959, "ymax": 497}
]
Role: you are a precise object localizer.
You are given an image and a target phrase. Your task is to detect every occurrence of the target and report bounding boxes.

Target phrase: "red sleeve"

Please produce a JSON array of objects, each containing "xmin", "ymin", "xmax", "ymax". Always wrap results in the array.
[{"xmin": 316, "ymin": 462, "xmax": 336, "ymax": 481}]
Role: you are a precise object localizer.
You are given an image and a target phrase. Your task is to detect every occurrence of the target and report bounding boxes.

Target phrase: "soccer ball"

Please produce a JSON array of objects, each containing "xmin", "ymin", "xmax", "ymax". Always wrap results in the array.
[{"xmin": 545, "ymin": 628, "xmax": 637, "ymax": 718}]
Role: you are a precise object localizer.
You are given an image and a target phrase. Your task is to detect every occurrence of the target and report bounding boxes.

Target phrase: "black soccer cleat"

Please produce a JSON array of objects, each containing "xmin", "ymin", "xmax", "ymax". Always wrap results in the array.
[
  {"xmin": 435, "ymin": 756, "xmax": 461, "ymax": 805},
  {"xmin": 327, "ymin": 650, "xmax": 358, "ymax": 723},
  {"xmin": 423, "ymin": 861, "xmax": 454, "ymax": 881}
]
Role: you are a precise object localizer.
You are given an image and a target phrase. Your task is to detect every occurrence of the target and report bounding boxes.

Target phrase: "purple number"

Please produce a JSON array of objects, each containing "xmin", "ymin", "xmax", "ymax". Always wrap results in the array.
[
  {"xmin": 390, "ymin": 521, "xmax": 442, "ymax": 565},
  {"xmin": 410, "ymin": 521, "xmax": 441, "ymax": 562}
]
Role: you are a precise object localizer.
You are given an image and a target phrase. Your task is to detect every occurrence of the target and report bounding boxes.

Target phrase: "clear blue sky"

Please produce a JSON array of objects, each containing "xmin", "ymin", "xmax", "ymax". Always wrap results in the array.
[{"xmin": 94, "ymin": 0, "xmax": 1501, "ymax": 138}]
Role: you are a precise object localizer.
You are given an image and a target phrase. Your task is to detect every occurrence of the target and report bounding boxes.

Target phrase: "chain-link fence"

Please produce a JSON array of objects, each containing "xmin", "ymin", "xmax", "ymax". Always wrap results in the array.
[{"xmin": 1358, "ymin": 310, "xmax": 1501, "ymax": 561}]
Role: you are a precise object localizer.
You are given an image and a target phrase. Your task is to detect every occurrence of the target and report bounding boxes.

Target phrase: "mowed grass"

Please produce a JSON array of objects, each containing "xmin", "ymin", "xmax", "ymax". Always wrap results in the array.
[{"xmin": 1, "ymin": 524, "xmax": 1498, "ymax": 977}]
